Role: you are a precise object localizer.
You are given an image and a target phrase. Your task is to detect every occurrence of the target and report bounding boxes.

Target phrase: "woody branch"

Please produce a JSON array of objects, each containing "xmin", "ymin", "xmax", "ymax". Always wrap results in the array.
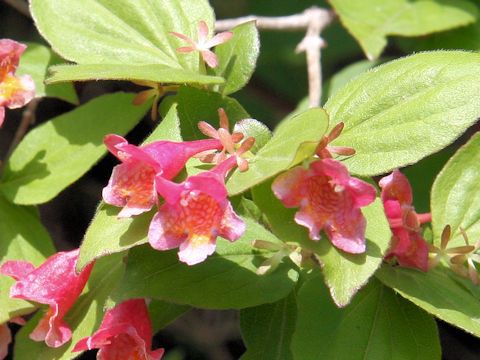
[{"xmin": 216, "ymin": 7, "xmax": 335, "ymax": 108}]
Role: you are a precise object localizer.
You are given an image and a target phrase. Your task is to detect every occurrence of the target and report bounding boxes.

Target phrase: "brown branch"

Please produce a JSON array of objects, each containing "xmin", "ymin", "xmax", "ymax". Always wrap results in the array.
[
  {"xmin": 216, "ymin": 7, "xmax": 334, "ymax": 107},
  {"xmin": 2, "ymin": 98, "xmax": 40, "ymax": 169}
]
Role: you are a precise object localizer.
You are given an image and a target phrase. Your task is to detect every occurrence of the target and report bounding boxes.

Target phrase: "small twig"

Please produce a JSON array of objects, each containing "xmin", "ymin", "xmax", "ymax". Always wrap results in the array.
[
  {"xmin": 2, "ymin": 98, "xmax": 40, "ymax": 169},
  {"xmin": 216, "ymin": 7, "xmax": 334, "ymax": 107},
  {"xmin": 2, "ymin": 0, "xmax": 30, "ymax": 18}
]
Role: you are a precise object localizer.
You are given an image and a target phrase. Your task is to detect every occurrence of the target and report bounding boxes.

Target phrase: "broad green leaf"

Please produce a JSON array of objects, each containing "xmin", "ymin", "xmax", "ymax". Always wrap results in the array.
[
  {"xmin": 17, "ymin": 43, "xmax": 78, "ymax": 104},
  {"xmin": 213, "ymin": 21, "xmax": 260, "ymax": 95},
  {"xmin": 0, "ymin": 196, "xmax": 55, "ymax": 323},
  {"xmin": 397, "ymin": 17, "xmax": 480, "ymax": 53},
  {"xmin": 377, "ymin": 265, "xmax": 480, "ymax": 337},
  {"xmin": 253, "ymin": 180, "xmax": 391, "ymax": 306},
  {"xmin": 403, "ymin": 146, "xmax": 456, "ymax": 214},
  {"xmin": 325, "ymin": 51, "xmax": 480, "ymax": 176},
  {"xmin": 227, "ymin": 108, "xmax": 329, "ymax": 195},
  {"xmin": 31, "ymin": 0, "xmax": 214, "ymax": 72},
  {"xmin": 149, "ymin": 300, "xmax": 191, "ymax": 333},
  {"xmin": 325, "ymin": 59, "xmax": 382, "ymax": 100},
  {"xmin": 329, "ymin": 0, "xmax": 477, "ymax": 60},
  {"xmin": 77, "ymin": 105, "xmax": 182, "ymax": 271},
  {"xmin": 46, "ymin": 63, "xmax": 224, "ymax": 85},
  {"xmin": 240, "ymin": 290, "xmax": 296, "ymax": 360},
  {"xmin": 292, "ymin": 275, "xmax": 441, "ymax": 360},
  {"xmin": 175, "ymin": 86, "xmax": 250, "ymax": 141},
  {"xmin": 111, "ymin": 218, "xmax": 299, "ymax": 309},
  {"xmin": 0, "ymin": 92, "xmax": 149, "ymax": 205},
  {"xmin": 431, "ymin": 133, "xmax": 480, "ymax": 247},
  {"xmin": 14, "ymin": 253, "xmax": 125, "ymax": 360}
]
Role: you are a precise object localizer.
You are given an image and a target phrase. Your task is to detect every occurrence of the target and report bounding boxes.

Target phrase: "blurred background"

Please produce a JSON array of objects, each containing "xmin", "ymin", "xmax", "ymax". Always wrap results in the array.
[{"xmin": 1, "ymin": 0, "xmax": 480, "ymax": 358}]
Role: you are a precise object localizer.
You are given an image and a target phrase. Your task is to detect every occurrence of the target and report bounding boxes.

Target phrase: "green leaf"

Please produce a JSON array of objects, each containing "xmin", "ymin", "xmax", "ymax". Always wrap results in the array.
[
  {"xmin": 325, "ymin": 51, "xmax": 480, "ymax": 176},
  {"xmin": 315, "ymin": 199, "xmax": 392, "ymax": 306},
  {"xmin": 13, "ymin": 253, "xmax": 125, "ymax": 360},
  {"xmin": 148, "ymin": 300, "xmax": 191, "ymax": 333},
  {"xmin": 396, "ymin": 14, "xmax": 480, "ymax": 53},
  {"xmin": 0, "ymin": 92, "xmax": 150, "ymax": 205},
  {"xmin": 0, "ymin": 196, "xmax": 55, "ymax": 323},
  {"xmin": 325, "ymin": 59, "xmax": 383, "ymax": 100},
  {"xmin": 227, "ymin": 108, "xmax": 329, "ymax": 195},
  {"xmin": 175, "ymin": 86, "xmax": 250, "ymax": 141},
  {"xmin": 252, "ymin": 180, "xmax": 391, "ymax": 306},
  {"xmin": 213, "ymin": 21, "xmax": 260, "ymax": 95},
  {"xmin": 77, "ymin": 104, "xmax": 182, "ymax": 271},
  {"xmin": 46, "ymin": 63, "xmax": 224, "ymax": 85},
  {"xmin": 329, "ymin": 0, "xmax": 478, "ymax": 59},
  {"xmin": 17, "ymin": 43, "xmax": 78, "ymax": 104},
  {"xmin": 377, "ymin": 265, "xmax": 480, "ymax": 337},
  {"xmin": 111, "ymin": 218, "xmax": 299, "ymax": 309},
  {"xmin": 431, "ymin": 132, "xmax": 480, "ymax": 247},
  {"xmin": 240, "ymin": 290, "xmax": 296, "ymax": 360},
  {"xmin": 31, "ymin": 0, "xmax": 214, "ymax": 72},
  {"xmin": 292, "ymin": 275, "xmax": 441, "ymax": 360}
]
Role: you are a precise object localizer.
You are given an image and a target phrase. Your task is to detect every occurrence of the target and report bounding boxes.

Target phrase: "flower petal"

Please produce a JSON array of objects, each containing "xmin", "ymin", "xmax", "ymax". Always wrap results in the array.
[
  {"xmin": 0, "ymin": 260, "xmax": 35, "ymax": 280},
  {"xmin": 325, "ymin": 208, "xmax": 367, "ymax": 254},
  {"xmin": 198, "ymin": 21, "xmax": 209, "ymax": 44},
  {"xmin": 169, "ymin": 31, "xmax": 196, "ymax": 46},
  {"xmin": 148, "ymin": 210, "xmax": 184, "ymax": 251},
  {"xmin": 0, "ymin": 323, "xmax": 11, "ymax": 360},
  {"xmin": 2, "ymin": 249, "xmax": 93, "ymax": 348},
  {"xmin": 272, "ymin": 166, "xmax": 308, "ymax": 208},
  {"xmin": 205, "ymin": 31, "xmax": 233, "ymax": 48},
  {"xmin": 104, "ymin": 134, "xmax": 128, "ymax": 158},
  {"xmin": 295, "ymin": 207, "xmax": 322, "ymax": 241},
  {"xmin": 201, "ymin": 50, "xmax": 218, "ymax": 68},
  {"xmin": 347, "ymin": 177, "xmax": 376, "ymax": 208},
  {"xmin": 0, "ymin": 107, "xmax": 4, "ymax": 127},
  {"xmin": 219, "ymin": 202, "xmax": 245, "ymax": 241},
  {"xmin": 379, "ymin": 169, "xmax": 413, "ymax": 206},
  {"xmin": 178, "ymin": 236, "xmax": 216, "ymax": 265}
]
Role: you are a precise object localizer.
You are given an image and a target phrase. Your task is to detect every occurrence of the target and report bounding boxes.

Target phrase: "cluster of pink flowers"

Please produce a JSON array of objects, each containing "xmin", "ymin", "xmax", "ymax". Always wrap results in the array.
[
  {"xmin": 0, "ymin": 39, "xmax": 35, "ymax": 127},
  {"xmin": 103, "ymin": 109, "xmax": 253, "ymax": 265},
  {"xmin": 0, "ymin": 251, "xmax": 163, "ymax": 358}
]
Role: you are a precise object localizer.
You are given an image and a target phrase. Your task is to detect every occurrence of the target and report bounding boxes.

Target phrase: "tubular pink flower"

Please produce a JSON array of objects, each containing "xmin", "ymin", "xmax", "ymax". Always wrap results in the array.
[
  {"xmin": 169, "ymin": 21, "xmax": 233, "ymax": 68},
  {"xmin": 73, "ymin": 299, "xmax": 164, "ymax": 360},
  {"xmin": 0, "ymin": 39, "xmax": 35, "ymax": 127},
  {"xmin": 272, "ymin": 158, "xmax": 376, "ymax": 254},
  {"xmin": 103, "ymin": 135, "xmax": 222, "ymax": 218},
  {"xmin": 0, "ymin": 250, "xmax": 94, "ymax": 348},
  {"xmin": 379, "ymin": 170, "xmax": 431, "ymax": 271},
  {"xmin": 148, "ymin": 156, "xmax": 245, "ymax": 265},
  {"xmin": 0, "ymin": 323, "xmax": 10, "ymax": 360}
]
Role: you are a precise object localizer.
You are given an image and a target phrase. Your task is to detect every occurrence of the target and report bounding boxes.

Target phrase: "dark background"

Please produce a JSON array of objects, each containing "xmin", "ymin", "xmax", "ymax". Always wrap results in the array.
[{"xmin": 1, "ymin": 0, "xmax": 480, "ymax": 359}]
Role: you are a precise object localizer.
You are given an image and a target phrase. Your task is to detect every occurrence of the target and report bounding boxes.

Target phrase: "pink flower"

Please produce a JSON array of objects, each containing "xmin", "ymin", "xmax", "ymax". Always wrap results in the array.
[
  {"xmin": 148, "ymin": 156, "xmax": 245, "ymax": 265},
  {"xmin": 0, "ymin": 39, "xmax": 35, "ymax": 127},
  {"xmin": 170, "ymin": 21, "xmax": 233, "ymax": 68},
  {"xmin": 379, "ymin": 170, "xmax": 431, "ymax": 271},
  {"xmin": 0, "ymin": 318, "xmax": 25, "ymax": 360},
  {"xmin": 0, "ymin": 249, "xmax": 93, "ymax": 348},
  {"xmin": 0, "ymin": 323, "xmax": 10, "ymax": 360},
  {"xmin": 73, "ymin": 299, "xmax": 164, "ymax": 360},
  {"xmin": 103, "ymin": 135, "xmax": 222, "ymax": 218},
  {"xmin": 272, "ymin": 158, "xmax": 376, "ymax": 254}
]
